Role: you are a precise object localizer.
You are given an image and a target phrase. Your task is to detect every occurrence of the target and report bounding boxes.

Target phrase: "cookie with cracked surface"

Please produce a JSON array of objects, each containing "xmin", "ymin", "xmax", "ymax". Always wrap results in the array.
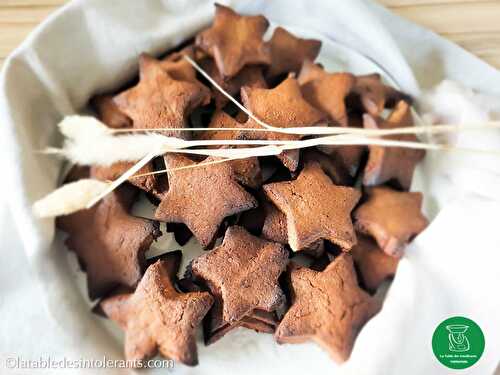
[
  {"xmin": 263, "ymin": 162, "xmax": 361, "ymax": 251},
  {"xmin": 97, "ymin": 259, "xmax": 213, "ymax": 366},
  {"xmin": 155, "ymin": 154, "xmax": 257, "ymax": 248},
  {"xmin": 190, "ymin": 226, "xmax": 288, "ymax": 323},
  {"xmin": 275, "ymin": 254, "xmax": 380, "ymax": 363},
  {"xmin": 114, "ymin": 54, "xmax": 210, "ymax": 137}
]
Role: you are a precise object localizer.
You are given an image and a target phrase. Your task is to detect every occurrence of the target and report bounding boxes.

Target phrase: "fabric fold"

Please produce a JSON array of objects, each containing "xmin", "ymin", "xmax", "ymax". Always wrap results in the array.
[{"xmin": 0, "ymin": 1, "xmax": 499, "ymax": 374}]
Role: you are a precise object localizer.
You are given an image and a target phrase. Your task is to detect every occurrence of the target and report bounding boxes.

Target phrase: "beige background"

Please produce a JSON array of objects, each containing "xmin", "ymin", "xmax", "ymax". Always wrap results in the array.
[{"xmin": 1, "ymin": 0, "xmax": 499, "ymax": 69}]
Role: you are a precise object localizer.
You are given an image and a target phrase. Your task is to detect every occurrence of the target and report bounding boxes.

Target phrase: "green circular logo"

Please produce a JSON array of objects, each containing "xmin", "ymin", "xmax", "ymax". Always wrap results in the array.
[{"xmin": 432, "ymin": 316, "xmax": 485, "ymax": 370}]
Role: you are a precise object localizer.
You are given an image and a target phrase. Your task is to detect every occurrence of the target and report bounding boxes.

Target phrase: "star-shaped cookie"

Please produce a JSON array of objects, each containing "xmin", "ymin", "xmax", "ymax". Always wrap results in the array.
[
  {"xmin": 159, "ymin": 47, "xmax": 199, "ymax": 83},
  {"xmin": 190, "ymin": 226, "xmax": 288, "ymax": 323},
  {"xmin": 362, "ymin": 100, "xmax": 425, "ymax": 190},
  {"xmin": 298, "ymin": 60, "xmax": 355, "ymax": 127},
  {"xmin": 297, "ymin": 59, "xmax": 326, "ymax": 85},
  {"xmin": 159, "ymin": 46, "xmax": 212, "ymax": 95},
  {"xmin": 241, "ymin": 76, "xmax": 326, "ymax": 171},
  {"xmin": 196, "ymin": 4, "xmax": 272, "ymax": 78},
  {"xmin": 351, "ymin": 73, "xmax": 412, "ymax": 116},
  {"xmin": 113, "ymin": 54, "xmax": 210, "ymax": 136},
  {"xmin": 155, "ymin": 154, "xmax": 257, "ymax": 248},
  {"xmin": 354, "ymin": 187, "xmax": 428, "ymax": 257},
  {"xmin": 263, "ymin": 162, "xmax": 361, "ymax": 251},
  {"xmin": 98, "ymin": 259, "xmax": 213, "ymax": 366},
  {"xmin": 197, "ymin": 109, "xmax": 248, "ymax": 144},
  {"xmin": 57, "ymin": 184, "xmax": 161, "ymax": 299},
  {"xmin": 317, "ymin": 113, "xmax": 366, "ymax": 178},
  {"xmin": 197, "ymin": 110, "xmax": 262, "ymax": 188},
  {"xmin": 275, "ymin": 254, "xmax": 380, "ymax": 363},
  {"xmin": 177, "ymin": 277, "xmax": 278, "ymax": 344},
  {"xmin": 351, "ymin": 234, "xmax": 399, "ymax": 291},
  {"xmin": 91, "ymin": 95, "xmax": 132, "ymax": 129},
  {"xmin": 261, "ymin": 200, "xmax": 324, "ymax": 258},
  {"xmin": 302, "ymin": 148, "xmax": 353, "ymax": 186},
  {"xmin": 91, "ymin": 160, "xmax": 166, "ymax": 198},
  {"xmin": 267, "ymin": 27, "xmax": 322, "ymax": 78},
  {"xmin": 200, "ymin": 58, "xmax": 267, "ymax": 108},
  {"xmin": 206, "ymin": 302, "xmax": 278, "ymax": 345}
]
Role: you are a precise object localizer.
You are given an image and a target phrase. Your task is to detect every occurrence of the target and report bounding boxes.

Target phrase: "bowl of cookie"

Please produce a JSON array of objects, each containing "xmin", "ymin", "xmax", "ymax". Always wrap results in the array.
[{"xmin": 4, "ymin": 1, "xmax": 438, "ymax": 373}]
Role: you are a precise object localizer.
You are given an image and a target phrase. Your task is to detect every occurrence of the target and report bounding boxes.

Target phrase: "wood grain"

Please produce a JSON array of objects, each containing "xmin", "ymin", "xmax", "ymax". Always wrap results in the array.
[
  {"xmin": 381, "ymin": 0, "xmax": 497, "ymax": 7},
  {"xmin": 0, "ymin": 0, "xmax": 499, "ymax": 69}
]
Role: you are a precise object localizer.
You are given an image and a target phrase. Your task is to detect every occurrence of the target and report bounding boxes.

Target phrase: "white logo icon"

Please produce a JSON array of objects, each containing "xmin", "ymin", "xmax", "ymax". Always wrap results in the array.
[{"xmin": 446, "ymin": 324, "xmax": 470, "ymax": 352}]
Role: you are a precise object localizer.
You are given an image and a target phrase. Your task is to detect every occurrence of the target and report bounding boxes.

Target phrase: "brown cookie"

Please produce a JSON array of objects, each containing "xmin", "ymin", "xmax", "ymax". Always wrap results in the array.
[
  {"xmin": 302, "ymin": 148, "xmax": 354, "ymax": 186},
  {"xmin": 57, "ymin": 184, "xmax": 161, "ymax": 299},
  {"xmin": 200, "ymin": 58, "xmax": 267, "ymax": 108},
  {"xmin": 205, "ymin": 299, "xmax": 278, "ymax": 345},
  {"xmin": 261, "ymin": 200, "xmax": 324, "ymax": 257},
  {"xmin": 146, "ymin": 250, "xmax": 183, "ymax": 278},
  {"xmin": 351, "ymin": 234, "xmax": 399, "ymax": 291},
  {"xmin": 197, "ymin": 110, "xmax": 262, "ymax": 188},
  {"xmin": 363, "ymin": 100, "xmax": 425, "ymax": 190},
  {"xmin": 63, "ymin": 165, "xmax": 90, "ymax": 183},
  {"xmin": 91, "ymin": 95, "xmax": 132, "ymax": 129},
  {"xmin": 275, "ymin": 254, "xmax": 380, "ymax": 363},
  {"xmin": 208, "ymin": 316, "xmax": 277, "ymax": 345},
  {"xmin": 90, "ymin": 161, "xmax": 166, "ymax": 198},
  {"xmin": 263, "ymin": 162, "xmax": 361, "ymax": 251},
  {"xmin": 318, "ymin": 113, "xmax": 367, "ymax": 177},
  {"xmin": 241, "ymin": 76, "xmax": 326, "ymax": 171},
  {"xmin": 229, "ymin": 156, "xmax": 262, "ymax": 190},
  {"xmin": 114, "ymin": 54, "xmax": 210, "ymax": 136},
  {"xmin": 297, "ymin": 59, "xmax": 325, "ymax": 85},
  {"xmin": 267, "ymin": 27, "xmax": 322, "ymax": 78},
  {"xmin": 196, "ymin": 4, "xmax": 271, "ymax": 78},
  {"xmin": 155, "ymin": 154, "xmax": 257, "ymax": 248},
  {"xmin": 351, "ymin": 73, "xmax": 412, "ymax": 116},
  {"xmin": 298, "ymin": 60, "xmax": 355, "ymax": 127},
  {"xmin": 159, "ymin": 46, "xmax": 200, "ymax": 83},
  {"xmin": 197, "ymin": 109, "xmax": 248, "ymax": 144},
  {"xmin": 190, "ymin": 226, "xmax": 288, "ymax": 323},
  {"xmin": 236, "ymin": 205, "xmax": 266, "ymax": 235},
  {"xmin": 98, "ymin": 260, "xmax": 213, "ymax": 366},
  {"xmin": 261, "ymin": 200, "xmax": 288, "ymax": 244},
  {"xmin": 354, "ymin": 187, "xmax": 428, "ymax": 257}
]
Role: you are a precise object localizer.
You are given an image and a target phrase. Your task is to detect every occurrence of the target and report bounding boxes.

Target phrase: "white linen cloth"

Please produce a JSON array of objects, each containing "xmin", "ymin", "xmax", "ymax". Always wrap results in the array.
[{"xmin": 0, "ymin": 0, "xmax": 499, "ymax": 374}]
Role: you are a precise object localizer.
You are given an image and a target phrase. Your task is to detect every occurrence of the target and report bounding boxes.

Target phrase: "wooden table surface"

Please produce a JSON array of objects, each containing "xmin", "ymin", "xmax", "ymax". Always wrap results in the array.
[{"xmin": 1, "ymin": 0, "xmax": 499, "ymax": 69}]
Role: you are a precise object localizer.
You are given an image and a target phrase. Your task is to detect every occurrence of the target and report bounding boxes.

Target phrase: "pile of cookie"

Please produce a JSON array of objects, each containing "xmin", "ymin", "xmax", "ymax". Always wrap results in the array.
[{"xmin": 57, "ymin": 4, "xmax": 428, "ymax": 367}]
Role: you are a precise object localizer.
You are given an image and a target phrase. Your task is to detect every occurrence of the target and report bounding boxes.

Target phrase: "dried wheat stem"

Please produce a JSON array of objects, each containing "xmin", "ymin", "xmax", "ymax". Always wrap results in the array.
[
  {"xmin": 36, "ymin": 54, "xmax": 500, "ymax": 214},
  {"xmin": 109, "ymin": 121, "xmax": 500, "ymax": 137}
]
